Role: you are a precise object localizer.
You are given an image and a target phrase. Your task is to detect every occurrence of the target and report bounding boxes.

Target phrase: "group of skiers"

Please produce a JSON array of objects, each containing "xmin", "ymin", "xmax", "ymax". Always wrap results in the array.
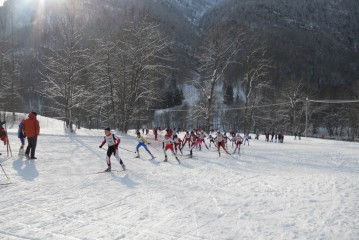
[
  {"xmin": 264, "ymin": 131, "xmax": 285, "ymax": 143},
  {"xmin": 98, "ymin": 128, "xmax": 252, "ymax": 172},
  {"xmin": 2, "ymin": 114, "xmax": 299, "ymax": 173}
]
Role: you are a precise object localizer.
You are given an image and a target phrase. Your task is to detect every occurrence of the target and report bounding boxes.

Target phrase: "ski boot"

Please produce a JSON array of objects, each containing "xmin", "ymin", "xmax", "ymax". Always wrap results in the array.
[
  {"xmin": 164, "ymin": 156, "xmax": 168, "ymax": 162},
  {"xmin": 105, "ymin": 165, "xmax": 111, "ymax": 172},
  {"xmin": 121, "ymin": 164, "xmax": 126, "ymax": 171},
  {"xmin": 176, "ymin": 157, "xmax": 180, "ymax": 164}
]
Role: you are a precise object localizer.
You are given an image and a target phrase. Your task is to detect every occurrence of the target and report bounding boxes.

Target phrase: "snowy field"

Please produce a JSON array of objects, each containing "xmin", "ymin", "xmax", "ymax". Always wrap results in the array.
[{"xmin": 0, "ymin": 116, "xmax": 358, "ymax": 240}]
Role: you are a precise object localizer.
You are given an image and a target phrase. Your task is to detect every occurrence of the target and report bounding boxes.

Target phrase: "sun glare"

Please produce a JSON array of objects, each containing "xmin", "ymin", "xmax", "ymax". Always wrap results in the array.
[{"xmin": 0, "ymin": 0, "xmax": 5, "ymax": 7}]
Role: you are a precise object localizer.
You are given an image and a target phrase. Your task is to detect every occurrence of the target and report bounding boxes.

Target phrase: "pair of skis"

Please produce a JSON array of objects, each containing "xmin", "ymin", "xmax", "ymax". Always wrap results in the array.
[{"xmin": 90, "ymin": 169, "xmax": 126, "ymax": 175}]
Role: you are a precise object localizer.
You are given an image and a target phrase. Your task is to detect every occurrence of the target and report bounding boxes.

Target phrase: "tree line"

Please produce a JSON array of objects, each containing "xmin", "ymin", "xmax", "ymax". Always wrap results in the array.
[{"xmin": 0, "ymin": 0, "xmax": 358, "ymax": 140}]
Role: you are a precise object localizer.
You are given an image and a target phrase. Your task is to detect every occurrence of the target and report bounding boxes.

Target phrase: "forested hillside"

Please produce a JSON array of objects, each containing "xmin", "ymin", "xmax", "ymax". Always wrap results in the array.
[{"xmin": 0, "ymin": 0, "xmax": 358, "ymax": 139}]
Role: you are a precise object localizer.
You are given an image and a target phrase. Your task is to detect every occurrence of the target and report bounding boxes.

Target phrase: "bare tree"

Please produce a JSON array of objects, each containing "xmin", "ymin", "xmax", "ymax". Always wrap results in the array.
[
  {"xmin": 276, "ymin": 78, "xmax": 305, "ymax": 133},
  {"xmin": 194, "ymin": 26, "xmax": 242, "ymax": 131},
  {"xmin": 117, "ymin": 19, "xmax": 173, "ymax": 131},
  {"xmin": 0, "ymin": 0, "xmax": 22, "ymax": 117},
  {"xmin": 237, "ymin": 44, "xmax": 271, "ymax": 134},
  {"xmin": 89, "ymin": 17, "xmax": 173, "ymax": 132},
  {"xmin": 39, "ymin": 2, "xmax": 93, "ymax": 132}
]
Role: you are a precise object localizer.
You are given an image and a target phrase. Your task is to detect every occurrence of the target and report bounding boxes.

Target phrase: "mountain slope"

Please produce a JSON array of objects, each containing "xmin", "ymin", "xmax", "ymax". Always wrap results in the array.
[
  {"xmin": 200, "ymin": 0, "xmax": 359, "ymax": 94},
  {"xmin": 166, "ymin": 0, "xmax": 223, "ymax": 25}
]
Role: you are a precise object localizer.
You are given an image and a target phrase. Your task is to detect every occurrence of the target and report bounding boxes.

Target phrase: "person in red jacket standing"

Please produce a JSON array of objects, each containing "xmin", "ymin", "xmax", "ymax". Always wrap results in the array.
[{"xmin": 24, "ymin": 112, "xmax": 40, "ymax": 159}]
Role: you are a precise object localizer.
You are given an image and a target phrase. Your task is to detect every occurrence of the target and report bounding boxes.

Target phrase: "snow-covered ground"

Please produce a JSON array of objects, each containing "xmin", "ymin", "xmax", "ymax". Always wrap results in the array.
[{"xmin": 0, "ymin": 116, "xmax": 358, "ymax": 239}]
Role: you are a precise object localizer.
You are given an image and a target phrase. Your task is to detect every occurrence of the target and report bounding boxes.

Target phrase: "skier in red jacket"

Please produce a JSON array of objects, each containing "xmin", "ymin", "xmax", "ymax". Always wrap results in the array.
[
  {"xmin": 214, "ymin": 131, "xmax": 230, "ymax": 157},
  {"xmin": 198, "ymin": 130, "xmax": 209, "ymax": 150},
  {"xmin": 182, "ymin": 131, "xmax": 191, "ymax": 149},
  {"xmin": 162, "ymin": 134, "xmax": 180, "ymax": 163},
  {"xmin": 173, "ymin": 134, "xmax": 183, "ymax": 155},
  {"xmin": 232, "ymin": 133, "xmax": 244, "ymax": 154}
]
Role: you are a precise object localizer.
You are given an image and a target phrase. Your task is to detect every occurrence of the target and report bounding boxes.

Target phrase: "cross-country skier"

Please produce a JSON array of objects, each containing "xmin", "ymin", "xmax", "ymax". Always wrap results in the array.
[
  {"xmin": 153, "ymin": 127, "xmax": 158, "ymax": 140},
  {"xmin": 162, "ymin": 134, "xmax": 180, "ymax": 163},
  {"xmin": 207, "ymin": 134, "xmax": 215, "ymax": 147},
  {"xmin": 232, "ymin": 133, "xmax": 244, "ymax": 154},
  {"xmin": 182, "ymin": 131, "xmax": 191, "ymax": 149},
  {"xmin": 223, "ymin": 132, "xmax": 229, "ymax": 148},
  {"xmin": 214, "ymin": 131, "xmax": 230, "ymax": 157},
  {"xmin": 99, "ymin": 127, "xmax": 126, "ymax": 172},
  {"xmin": 166, "ymin": 128, "xmax": 173, "ymax": 138},
  {"xmin": 188, "ymin": 131, "xmax": 199, "ymax": 157},
  {"xmin": 173, "ymin": 134, "xmax": 183, "ymax": 154},
  {"xmin": 278, "ymin": 133, "xmax": 284, "ymax": 143},
  {"xmin": 191, "ymin": 130, "xmax": 199, "ymax": 146},
  {"xmin": 135, "ymin": 131, "xmax": 155, "ymax": 159},
  {"xmin": 230, "ymin": 131, "xmax": 236, "ymax": 147},
  {"xmin": 243, "ymin": 134, "xmax": 250, "ymax": 146},
  {"xmin": 265, "ymin": 131, "xmax": 270, "ymax": 142},
  {"xmin": 271, "ymin": 131, "xmax": 275, "ymax": 142},
  {"xmin": 198, "ymin": 130, "xmax": 209, "ymax": 150}
]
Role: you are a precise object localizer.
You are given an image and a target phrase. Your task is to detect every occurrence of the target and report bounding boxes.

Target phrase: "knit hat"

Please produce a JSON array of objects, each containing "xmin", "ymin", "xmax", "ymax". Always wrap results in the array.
[{"xmin": 104, "ymin": 127, "xmax": 111, "ymax": 131}]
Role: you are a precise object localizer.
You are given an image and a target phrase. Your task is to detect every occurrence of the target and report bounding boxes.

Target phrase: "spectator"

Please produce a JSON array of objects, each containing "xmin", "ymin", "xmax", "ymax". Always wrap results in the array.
[{"xmin": 24, "ymin": 112, "xmax": 40, "ymax": 159}]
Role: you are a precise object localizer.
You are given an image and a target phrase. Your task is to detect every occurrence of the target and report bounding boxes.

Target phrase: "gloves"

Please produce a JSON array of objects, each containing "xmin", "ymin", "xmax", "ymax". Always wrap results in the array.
[{"xmin": 99, "ymin": 145, "xmax": 102, "ymax": 148}]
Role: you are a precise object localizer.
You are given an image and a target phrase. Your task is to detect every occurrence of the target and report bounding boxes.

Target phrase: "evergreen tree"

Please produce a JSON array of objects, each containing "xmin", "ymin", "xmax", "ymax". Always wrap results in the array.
[
  {"xmin": 223, "ymin": 84, "xmax": 234, "ymax": 105},
  {"xmin": 173, "ymin": 87, "xmax": 184, "ymax": 106}
]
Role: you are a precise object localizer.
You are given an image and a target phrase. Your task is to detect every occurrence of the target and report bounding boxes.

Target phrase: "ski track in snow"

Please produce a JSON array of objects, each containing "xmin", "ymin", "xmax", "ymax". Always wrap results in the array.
[{"xmin": 1, "ymin": 118, "xmax": 359, "ymax": 239}]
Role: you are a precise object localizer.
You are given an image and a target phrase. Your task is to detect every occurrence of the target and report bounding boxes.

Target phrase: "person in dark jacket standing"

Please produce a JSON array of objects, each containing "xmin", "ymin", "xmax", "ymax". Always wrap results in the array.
[{"xmin": 24, "ymin": 112, "xmax": 40, "ymax": 159}]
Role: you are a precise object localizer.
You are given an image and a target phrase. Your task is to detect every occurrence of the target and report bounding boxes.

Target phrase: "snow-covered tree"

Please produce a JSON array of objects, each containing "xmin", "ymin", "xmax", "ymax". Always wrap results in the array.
[
  {"xmin": 116, "ymin": 19, "xmax": 173, "ymax": 131},
  {"xmin": 0, "ymin": 1, "xmax": 22, "ymax": 118},
  {"xmin": 237, "ymin": 44, "xmax": 271, "ymax": 134},
  {"xmin": 90, "ymin": 16, "xmax": 173, "ymax": 132},
  {"xmin": 39, "ymin": 2, "xmax": 93, "ymax": 132},
  {"xmin": 193, "ymin": 25, "xmax": 242, "ymax": 131},
  {"xmin": 276, "ymin": 78, "xmax": 306, "ymax": 133}
]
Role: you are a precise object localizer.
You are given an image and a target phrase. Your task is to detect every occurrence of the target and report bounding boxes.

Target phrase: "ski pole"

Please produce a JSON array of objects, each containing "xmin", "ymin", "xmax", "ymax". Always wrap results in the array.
[
  {"xmin": 4, "ymin": 121, "xmax": 12, "ymax": 157},
  {"xmin": 100, "ymin": 146, "xmax": 136, "ymax": 153},
  {"xmin": 6, "ymin": 135, "xmax": 12, "ymax": 157},
  {"xmin": 148, "ymin": 143, "xmax": 161, "ymax": 153},
  {"xmin": 118, "ymin": 146, "xmax": 136, "ymax": 153},
  {"xmin": 0, "ymin": 164, "xmax": 10, "ymax": 181}
]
